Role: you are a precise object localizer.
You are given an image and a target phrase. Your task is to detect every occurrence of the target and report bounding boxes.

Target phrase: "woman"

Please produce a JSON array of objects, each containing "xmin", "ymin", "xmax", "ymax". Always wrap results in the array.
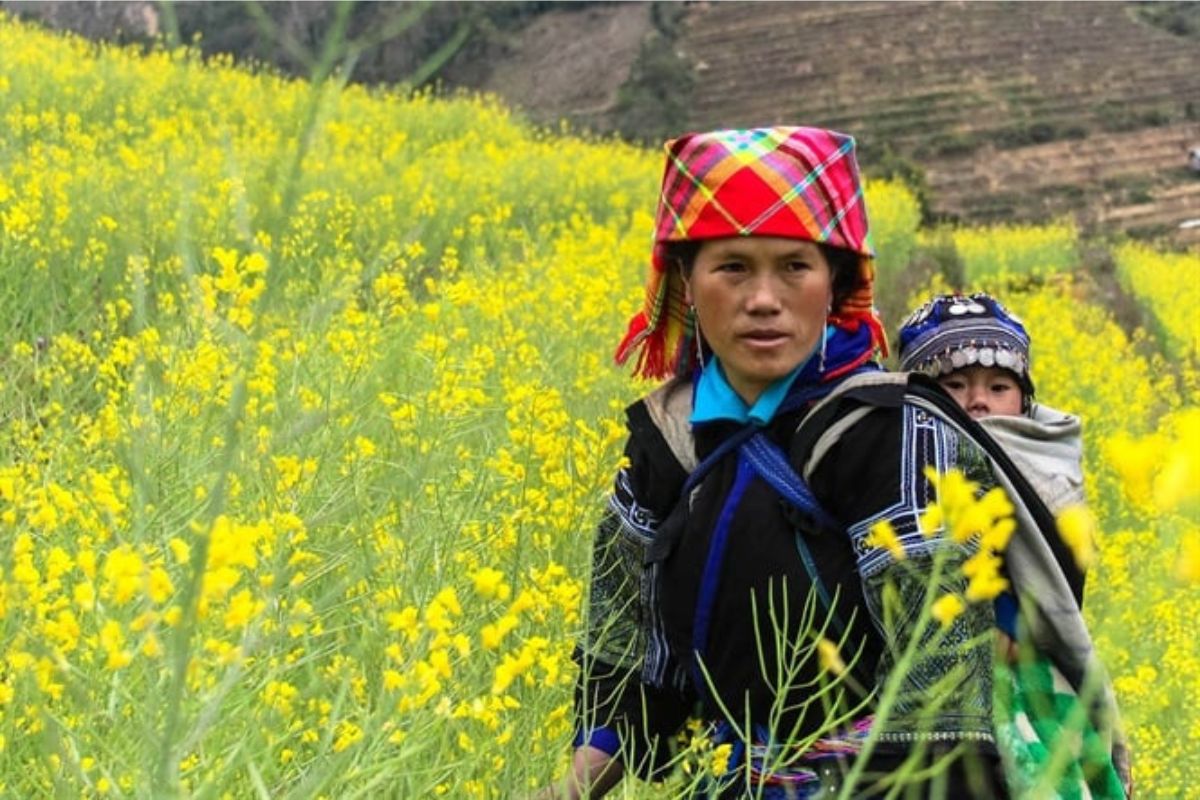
[{"xmin": 559, "ymin": 127, "xmax": 1007, "ymax": 799}]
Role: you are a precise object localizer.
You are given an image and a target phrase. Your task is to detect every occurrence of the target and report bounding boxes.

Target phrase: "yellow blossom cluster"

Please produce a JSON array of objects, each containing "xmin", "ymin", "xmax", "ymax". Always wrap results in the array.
[
  {"xmin": 865, "ymin": 462, "xmax": 1017, "ymax": 633},
  {"xmin": 864, "ymin": 467, "xmax": 1018, "ymax": 629}
]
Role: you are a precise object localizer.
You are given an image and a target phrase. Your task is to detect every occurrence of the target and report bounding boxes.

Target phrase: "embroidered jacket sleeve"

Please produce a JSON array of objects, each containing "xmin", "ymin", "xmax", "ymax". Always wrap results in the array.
[
  {"xmin": 573, "ymin": 401, "xmax": 692, "ymax": 776},
  {"xmin": 809, "ymin": 404, "xmax": 999, "ymax": 746}
]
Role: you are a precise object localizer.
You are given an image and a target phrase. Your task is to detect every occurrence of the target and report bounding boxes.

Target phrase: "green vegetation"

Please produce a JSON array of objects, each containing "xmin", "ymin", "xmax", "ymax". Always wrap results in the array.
[
  {"xmin": 612, "ymin": 2, "xmax": 694, "ymax": 145},
  {"xmin": 1133, "ymin": 1, "xmax": 1200, "ymax": 39}
]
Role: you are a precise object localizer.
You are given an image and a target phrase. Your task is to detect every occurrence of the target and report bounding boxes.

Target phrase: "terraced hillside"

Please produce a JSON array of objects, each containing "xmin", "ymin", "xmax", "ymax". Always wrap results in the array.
[
  {"xmin": 680, "ymin": 1, "xmax": 1200, "ymax": 245},
  {"xmin": 924, "ymin": 122, "xmax": 1200, "ymax": 241}
]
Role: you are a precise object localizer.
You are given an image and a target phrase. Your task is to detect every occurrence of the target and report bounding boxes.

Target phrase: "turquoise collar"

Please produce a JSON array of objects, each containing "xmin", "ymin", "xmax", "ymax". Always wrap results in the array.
[
  {"xmin": 691, "ymin": 326, "xmax": 831, "ymax": 426},
  {"xmin": 691, "ymin": 357, "xmax": 802, "ymax": 426}
]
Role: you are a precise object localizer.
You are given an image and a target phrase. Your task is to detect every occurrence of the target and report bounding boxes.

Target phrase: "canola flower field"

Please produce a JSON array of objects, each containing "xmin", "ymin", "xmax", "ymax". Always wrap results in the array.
[{"xmin": 1, "ymin": 15, "xmax": 1198, "ymax": 798}]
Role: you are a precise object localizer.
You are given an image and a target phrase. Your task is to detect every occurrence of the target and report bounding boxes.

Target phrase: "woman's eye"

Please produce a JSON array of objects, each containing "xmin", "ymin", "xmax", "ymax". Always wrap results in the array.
[
  {"xmin": 785, "ymin": 260, "xmax": 811, "ymax": 272},
  {"xmin": 715, "ymin": 261, "xmax": 745, "ymax": 273}
]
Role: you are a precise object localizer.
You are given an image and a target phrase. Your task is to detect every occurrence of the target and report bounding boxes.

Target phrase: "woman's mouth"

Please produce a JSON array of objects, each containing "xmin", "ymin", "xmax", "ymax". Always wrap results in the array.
[{"xmin": 739, "ymin": 330, "xmax": 789, "ymax": 348}]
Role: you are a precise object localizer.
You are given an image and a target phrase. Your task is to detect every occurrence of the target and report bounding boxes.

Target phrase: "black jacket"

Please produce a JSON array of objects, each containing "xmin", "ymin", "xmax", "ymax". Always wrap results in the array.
[{"xmin": 575, "ymin": 374, "xmax": 1005, "ymax": 794}]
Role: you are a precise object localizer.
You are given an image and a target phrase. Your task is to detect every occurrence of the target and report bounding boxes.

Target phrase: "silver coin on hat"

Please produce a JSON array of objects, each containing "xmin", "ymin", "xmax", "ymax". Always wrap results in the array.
[
  {"xmin": 996, "ymin": 349, "xmax": 1015, "ymax": 368},
  {"xmin": 979, "ymin": 348, "xmax": 995, "ymax": 367},
  {"xmin": 947, "ymin": 301, "xmax": 972, "ymax": 315}
]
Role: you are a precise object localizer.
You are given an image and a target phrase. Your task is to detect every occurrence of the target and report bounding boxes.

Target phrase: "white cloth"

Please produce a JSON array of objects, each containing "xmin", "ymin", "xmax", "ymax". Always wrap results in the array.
[{"xmin": 979, "ymin": 403, "xmax": 1085, "ymax": 514}]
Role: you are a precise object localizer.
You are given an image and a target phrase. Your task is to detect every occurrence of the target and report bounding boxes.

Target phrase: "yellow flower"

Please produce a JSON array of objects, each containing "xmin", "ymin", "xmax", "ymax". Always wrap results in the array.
[
  {"xmin": 168, "ymin": 537, "xmax": 191, "ymax": 566},
  {"xmin": 1153, "ymin": 410, "xmax": 1200, "ymax": 513},
  {"xmin": 481, "ymin": 613, "xmax": 519, "ymax": 650},
  {"xmin": 44, "ymin": 609, "xmax": 81, "ymax": 653},
  {"xmin": 273, "ymin": 455, "xmax": 304, "ymax": 492},
  {"xmin": 710, "ymin": 742, "xmax": 733, "ymax": 777},
  {"xmin": 931, "ymin": 593, "xmax": 965, "ymax": 627},
  {"xmin": 332, "ymin": 720, "xmax": 363, "ymax": 753},
  {"xmin": 386, "ymin": 606, "xmax": 421, "ymax": 642},
  {"xmin": 470, "ymin": 567, "xmax": 511, "ymax": 601},
  {"xmin": 865, "ymin": 519, "xmax": 905, "ymax": 560},
  {"xmin": 101, "ymin": 545, "xmax": 144, "ymax": 605},
  {"xmin": 141, "ymin": 634, "xmax": 163, "ymax": 658},
  {"xmin": 146, "ymin": 566, "xmax": 174, "ymax": 604},
  {"xmin": 354, "ymin": 435, "xmax": 376, "ymax": 459},
  {"xmin": 949, "ymin": 502, "xmax": 993, "ymax": 544},
  {"xmin": 1056, "ymin": 505, "xmax": 1097, "ymax": 570},
  {"xmin": 816, "ymin": 637, "xmax": 846, "ymax": 677},
  {"xmin": 924, "ymin": 466, "xmax": 979, "ymax": 519},
  {"xmin": 962, "ymin": 550, "xmax": 1009, "ymax": 602},
  {"xmin": 99, "ymin": 620, "xmax": 132, "ymax": 670},
  {"xmin": 1178, "ymin": 533, "xmax": 1200, "ymax": 584},
  {"xmin": 73, "ymin": 580, "xmax": 96, "ymax": 610},
  {"xmin": 965, "ymin": 572, "xmax": 1010, "ymax": 603},
  {"xmin": 918, "ymin": 504, "xmax": 944, "ymax": 538},
  {"xmin": 223, "ymin": 589, "xmax": 262, "ymax": 630},
  {"xmin": 978, "ymin": 486, "xmax": 1014, "ymax": 520},
  {"xmin": 1105, "ymin": 431, "xmax": 1162, "ymax": 509},
  {"xmin": 980, "ymin": 516, "xmax": 1016, "ymax": 552}
]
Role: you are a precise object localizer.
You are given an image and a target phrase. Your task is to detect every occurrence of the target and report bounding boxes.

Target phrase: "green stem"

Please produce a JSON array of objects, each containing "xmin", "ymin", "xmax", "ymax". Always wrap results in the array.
[
  {"xmin": 836, "ymin": 546, "xmax": 951, "ymax": 799},
  {"xmin": 153, "ymin": 377, "xmax": 247, "ymax": 794}
]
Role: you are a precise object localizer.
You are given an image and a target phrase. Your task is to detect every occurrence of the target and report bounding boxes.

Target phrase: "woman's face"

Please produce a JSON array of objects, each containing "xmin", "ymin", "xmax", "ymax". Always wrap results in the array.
[{"xmin": 684, "ymin": 236, "xmax": 834, "ymax": 404}]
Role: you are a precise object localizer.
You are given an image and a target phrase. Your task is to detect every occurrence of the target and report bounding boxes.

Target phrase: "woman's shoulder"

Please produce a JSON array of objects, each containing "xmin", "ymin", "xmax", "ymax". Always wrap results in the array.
[
  {"xmin": 618, "ymin": 377, "xmax": 695, "ymax": 514},
  {"xmin": 628, "ymin": 376, "xmax": 697, "ymax": 473},
  {"xmin": 787, "ymin": 371, "xmax": 909, "ymax": 466}
]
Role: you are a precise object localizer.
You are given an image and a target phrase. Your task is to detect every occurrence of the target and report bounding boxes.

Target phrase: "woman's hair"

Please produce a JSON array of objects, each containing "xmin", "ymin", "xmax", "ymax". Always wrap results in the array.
[{"xmin": 665, "ymin": 239, "xmax": 861, "ymax": 311}]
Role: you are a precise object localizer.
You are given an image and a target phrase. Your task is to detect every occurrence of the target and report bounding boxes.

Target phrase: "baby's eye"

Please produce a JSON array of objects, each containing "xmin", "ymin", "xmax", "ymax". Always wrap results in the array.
[
  {"xmin": 940, "ymin": 378, "xmax": 966, "ymax": 391},
  {"xmin": 991, "ymin": 383, "xmax": 1014, "ymax": 393}
]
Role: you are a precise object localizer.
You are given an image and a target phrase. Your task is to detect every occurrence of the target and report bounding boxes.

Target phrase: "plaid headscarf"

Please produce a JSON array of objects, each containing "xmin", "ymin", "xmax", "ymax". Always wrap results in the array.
[{"xmin": 615, "ymin": 126, "xmax": 887, "ymax": 380}]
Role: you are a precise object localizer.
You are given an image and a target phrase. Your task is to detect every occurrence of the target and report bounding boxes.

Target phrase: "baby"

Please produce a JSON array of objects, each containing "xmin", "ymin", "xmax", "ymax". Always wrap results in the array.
[
  {"xmin": 898, "ymin": 292, "xmax": 1129, "ymax": 799},
  {"xmin": 898, "ymin": 292, "xmax": 1085, "ymax": 515}
]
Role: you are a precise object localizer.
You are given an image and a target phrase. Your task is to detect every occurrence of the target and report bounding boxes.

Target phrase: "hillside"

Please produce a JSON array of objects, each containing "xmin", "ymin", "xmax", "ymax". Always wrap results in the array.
[
  {"xmin": 455, "ymin": 0, "xmax": 1200, "ymax": 248},
  {"xmin": 4, "ymin": 0, "xmax": 1198, "ymax": 246},
  {"xmin": 679, "ymin": 1, "xmax": 1200, "ymax": 246}
]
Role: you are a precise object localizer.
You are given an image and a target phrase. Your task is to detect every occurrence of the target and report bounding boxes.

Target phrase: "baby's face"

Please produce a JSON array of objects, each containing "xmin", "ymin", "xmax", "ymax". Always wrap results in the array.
[{"xmin": 938, "ymin": 365, "xmax": 1023, "ymax": 419}]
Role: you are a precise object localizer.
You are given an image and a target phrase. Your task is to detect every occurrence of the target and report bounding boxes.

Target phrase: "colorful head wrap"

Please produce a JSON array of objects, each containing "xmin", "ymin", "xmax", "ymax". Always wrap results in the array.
[
  {"xmin": 898, "ymin": 292, "xmax": 1035, "ymax": 396},
  {"xmin": 614, "ymin": 126, "xmax": 887, "ymax": 380}
]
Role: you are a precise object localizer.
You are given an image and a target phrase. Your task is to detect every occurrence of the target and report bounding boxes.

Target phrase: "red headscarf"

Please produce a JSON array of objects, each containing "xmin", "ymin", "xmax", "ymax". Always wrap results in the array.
[{"xmin": 615, "ymin": 126, "xmax": 887, "ymax": 380}]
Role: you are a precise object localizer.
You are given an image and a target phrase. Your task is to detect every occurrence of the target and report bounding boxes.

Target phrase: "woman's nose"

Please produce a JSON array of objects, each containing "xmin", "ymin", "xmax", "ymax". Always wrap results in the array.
[{"xmin": 744, "ymin": 277, "xmax": 782, "ymax": 313}]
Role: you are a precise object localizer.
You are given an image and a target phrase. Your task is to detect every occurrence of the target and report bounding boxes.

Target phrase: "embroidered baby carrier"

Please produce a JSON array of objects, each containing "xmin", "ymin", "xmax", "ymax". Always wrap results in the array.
[
  {"xmin": 800, "ymin": 373, "xmax": 1131, "ymax": 799},
  {"xmin": 645, "ymin": 371, "xmax": 1130, "ymax": 797}
]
